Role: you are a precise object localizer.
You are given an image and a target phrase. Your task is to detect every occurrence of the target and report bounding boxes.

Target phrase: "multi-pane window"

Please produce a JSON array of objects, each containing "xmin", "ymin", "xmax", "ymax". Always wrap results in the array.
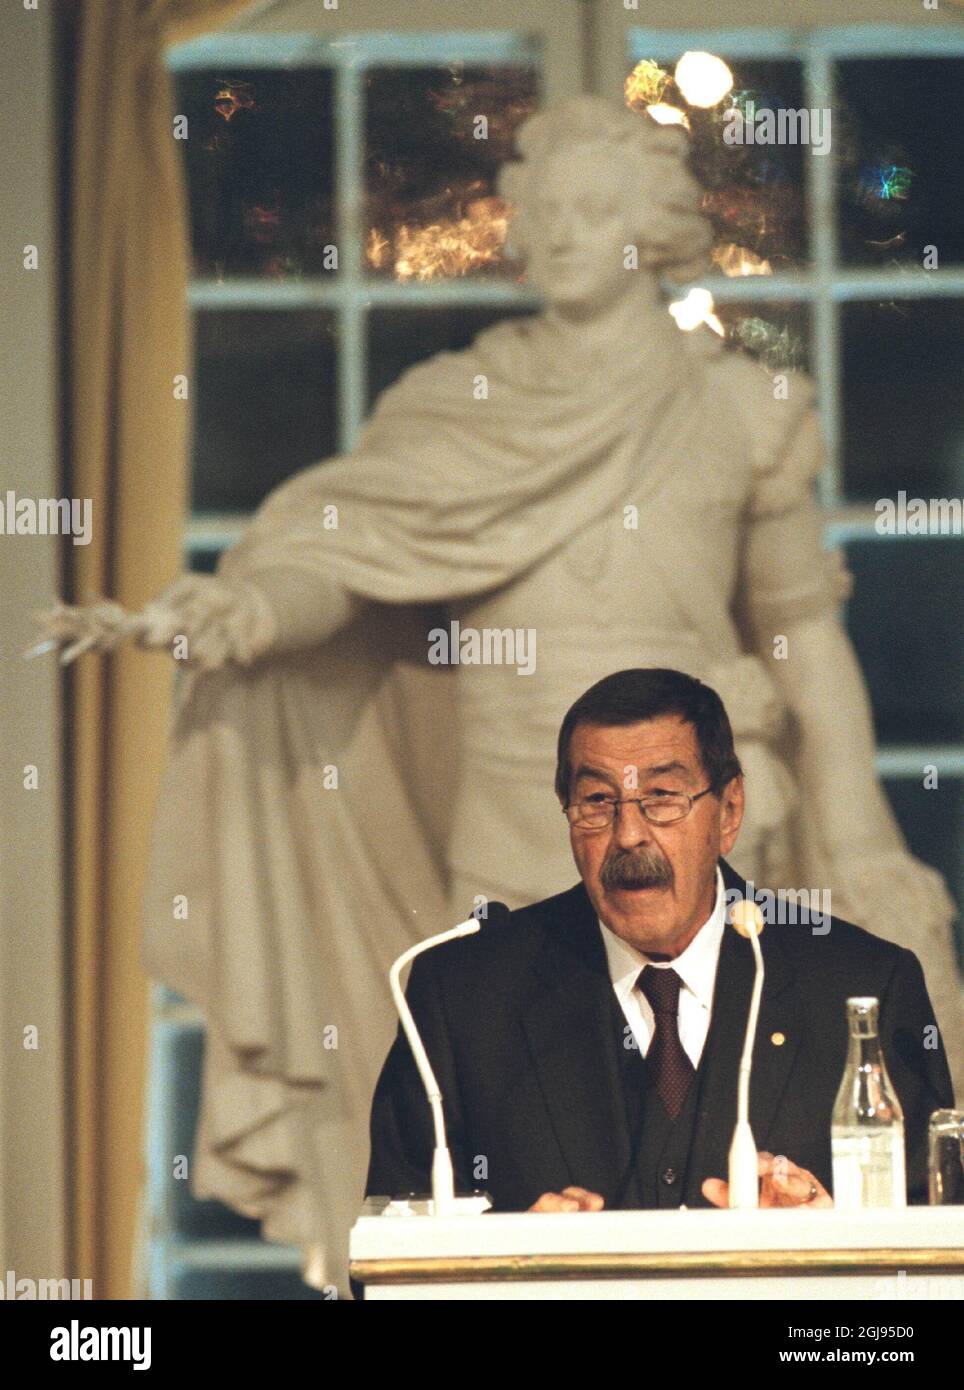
[{"xmin": 622, "ymin": 23, "xmax": 964, "ymax": 948}]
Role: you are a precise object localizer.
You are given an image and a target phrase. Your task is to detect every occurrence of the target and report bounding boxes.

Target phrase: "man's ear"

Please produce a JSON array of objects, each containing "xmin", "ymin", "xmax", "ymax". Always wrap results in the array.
[{"xmin": 719, "ymin": 774, "xmax": 745, "ymax": 854}]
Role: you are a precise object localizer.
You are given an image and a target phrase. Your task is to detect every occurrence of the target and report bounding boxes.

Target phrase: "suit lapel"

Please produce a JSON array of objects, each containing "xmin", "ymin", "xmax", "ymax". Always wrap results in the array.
[
  {"xmin": 520, "ymin": 886, "xmax": 632, "ymax": 1201},
  {"xmin": 686, "ymin": 859, "xmax": 804, "ymax": 1201}
]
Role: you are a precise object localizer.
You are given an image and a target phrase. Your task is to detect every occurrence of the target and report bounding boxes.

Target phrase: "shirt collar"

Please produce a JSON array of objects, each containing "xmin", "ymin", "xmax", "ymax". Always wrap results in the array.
[{"xmin": 598, "ymin": 865, "xmax": 726, "ymax": 1011}]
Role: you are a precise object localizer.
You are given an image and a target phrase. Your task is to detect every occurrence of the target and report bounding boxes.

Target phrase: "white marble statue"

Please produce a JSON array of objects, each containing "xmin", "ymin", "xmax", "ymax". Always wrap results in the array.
[{"xmin": 33, "ymin": 97, "xmax": 962, "ymax": 1289}]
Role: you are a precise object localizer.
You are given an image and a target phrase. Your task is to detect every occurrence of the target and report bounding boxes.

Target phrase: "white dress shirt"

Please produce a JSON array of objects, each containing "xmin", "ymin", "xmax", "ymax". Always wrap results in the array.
[{"xmin": 598, "ymin": 866, "xmax": 726, "ymax": 1070}]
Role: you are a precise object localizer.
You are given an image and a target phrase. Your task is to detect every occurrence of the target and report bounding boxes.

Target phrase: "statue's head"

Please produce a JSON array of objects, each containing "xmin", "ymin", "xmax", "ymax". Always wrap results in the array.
[{"xmin": 499, "ymin": 95, "xmax": 712, "ymax": 309}]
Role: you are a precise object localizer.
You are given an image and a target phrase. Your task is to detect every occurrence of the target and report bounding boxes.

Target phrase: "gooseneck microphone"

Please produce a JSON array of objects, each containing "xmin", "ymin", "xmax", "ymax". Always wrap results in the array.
[
  {"xmin": 388, "ymin": 903, "xmax": 510, "ymax": 1215},
  {"xmin": 727, "ymin": 899, "xmax": 767, "ymax": 1208}
]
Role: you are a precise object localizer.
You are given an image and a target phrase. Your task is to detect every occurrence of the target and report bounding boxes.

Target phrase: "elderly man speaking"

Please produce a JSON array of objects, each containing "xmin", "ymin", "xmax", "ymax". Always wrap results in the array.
[{"xmin": 366, "ymin": 668, "xmax": 954, "ymax": 1213}]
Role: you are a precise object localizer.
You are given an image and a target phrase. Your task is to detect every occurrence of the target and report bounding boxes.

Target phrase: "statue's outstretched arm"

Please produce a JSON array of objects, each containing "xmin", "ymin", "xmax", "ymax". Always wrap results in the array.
[{"xmin": 26, "ymin": 565, "xmax": 364, "ymax": 672}]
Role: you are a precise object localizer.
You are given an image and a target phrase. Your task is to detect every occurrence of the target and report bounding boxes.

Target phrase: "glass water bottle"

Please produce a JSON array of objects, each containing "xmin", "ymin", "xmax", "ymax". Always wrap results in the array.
[{"xmin": 831, "ymin": 997, "xmax": 906, "ymax": 1209}]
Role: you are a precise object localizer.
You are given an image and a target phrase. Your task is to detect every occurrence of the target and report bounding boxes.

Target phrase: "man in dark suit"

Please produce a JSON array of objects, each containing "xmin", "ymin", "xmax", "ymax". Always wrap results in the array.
[{"xmin": 365, "ymin": 668, "xmax": 954, "ymax": 1213}]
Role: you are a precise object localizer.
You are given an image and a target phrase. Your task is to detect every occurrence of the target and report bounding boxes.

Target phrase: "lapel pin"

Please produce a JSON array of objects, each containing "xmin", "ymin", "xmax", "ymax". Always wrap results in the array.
[{"xmin": 771, "ymin": 1031, "xmax": 786, "ymax": 1046}]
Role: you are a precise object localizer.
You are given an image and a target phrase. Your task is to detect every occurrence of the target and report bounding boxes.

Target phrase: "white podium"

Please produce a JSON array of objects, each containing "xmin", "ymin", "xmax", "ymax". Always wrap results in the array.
[{"xmin": 350, "ymin": 1205, "xmax": 964, "ymax": 1300}]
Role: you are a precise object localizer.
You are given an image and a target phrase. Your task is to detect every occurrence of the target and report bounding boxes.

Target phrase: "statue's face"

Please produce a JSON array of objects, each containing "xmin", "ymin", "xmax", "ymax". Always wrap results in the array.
[{"xmin": 523, "ymin": 143, "xmax": 644, "ymax": 308}]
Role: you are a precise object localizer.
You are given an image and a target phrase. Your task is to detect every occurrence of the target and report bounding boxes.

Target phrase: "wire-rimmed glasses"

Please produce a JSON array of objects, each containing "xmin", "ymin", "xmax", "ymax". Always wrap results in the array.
[{"xmin": 563, "ymin": 786, "xmax": 715, "ymax": 830}]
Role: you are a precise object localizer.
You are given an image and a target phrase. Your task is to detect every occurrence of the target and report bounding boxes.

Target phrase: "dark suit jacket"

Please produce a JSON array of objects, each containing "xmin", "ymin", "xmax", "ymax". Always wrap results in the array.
[{"xmin": 365, "ymin": 858, "xmax": 955, "ymax": 1210}]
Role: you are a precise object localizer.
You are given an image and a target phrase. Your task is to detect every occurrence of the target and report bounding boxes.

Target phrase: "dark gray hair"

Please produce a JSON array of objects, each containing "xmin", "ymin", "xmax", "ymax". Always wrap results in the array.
[{"xmin": 555, "ymin": 668, "xmax": 743, "ymax": 805}]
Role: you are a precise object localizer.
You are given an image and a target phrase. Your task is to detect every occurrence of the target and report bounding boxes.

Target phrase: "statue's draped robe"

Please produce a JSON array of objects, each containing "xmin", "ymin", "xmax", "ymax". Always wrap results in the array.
[{"xmin": 140, "ymin": 318, "xmax": 948, "ymax": 1291}]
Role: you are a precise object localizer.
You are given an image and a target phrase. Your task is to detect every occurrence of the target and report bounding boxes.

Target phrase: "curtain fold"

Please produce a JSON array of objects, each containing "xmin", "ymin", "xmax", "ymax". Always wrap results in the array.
[{"xmin": 69, "ymin": 0, "xmax": 257, "ymax": 1300}]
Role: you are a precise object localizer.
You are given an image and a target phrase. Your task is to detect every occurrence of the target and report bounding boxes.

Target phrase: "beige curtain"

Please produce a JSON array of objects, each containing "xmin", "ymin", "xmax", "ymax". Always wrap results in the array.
[{"xmin": 70, "ymin": 0, "xmax": 258, "ymax": 1300}]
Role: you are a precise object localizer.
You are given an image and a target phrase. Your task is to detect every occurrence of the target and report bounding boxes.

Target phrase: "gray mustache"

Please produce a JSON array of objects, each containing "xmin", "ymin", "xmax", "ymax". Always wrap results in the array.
[{"xmin": 600, "ymin": 846, "xmax": 674, "ymax": 892}]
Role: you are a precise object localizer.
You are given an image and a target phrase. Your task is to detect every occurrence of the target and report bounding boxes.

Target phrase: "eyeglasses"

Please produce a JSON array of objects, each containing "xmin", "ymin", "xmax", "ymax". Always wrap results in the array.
[{"xmin": 563, "ymin": 787, "xmax": 715, "ymax": 830}]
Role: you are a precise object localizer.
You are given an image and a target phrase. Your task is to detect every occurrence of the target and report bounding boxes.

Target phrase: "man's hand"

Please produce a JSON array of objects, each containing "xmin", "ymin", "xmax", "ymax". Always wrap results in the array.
[
  {"xmin": 702, "ymin": 1151, "xmax": 832, "ymax": 1208},
  {"xmin": 528, "ymin": 1186, "xmax": 605, "ymax": 1213}
]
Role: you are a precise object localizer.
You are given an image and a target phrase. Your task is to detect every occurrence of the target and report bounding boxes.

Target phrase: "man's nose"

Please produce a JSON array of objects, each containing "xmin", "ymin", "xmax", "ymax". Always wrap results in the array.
[{"xmin": 613, "ymin": 800, "xmax": 654, "ymax": 849}]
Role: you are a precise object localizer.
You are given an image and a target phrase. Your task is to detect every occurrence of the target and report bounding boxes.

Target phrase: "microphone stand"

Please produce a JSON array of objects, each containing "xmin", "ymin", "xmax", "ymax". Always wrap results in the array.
[
  {"xmin": 728, "ymin": 901, "xmax": 766, "ymax": 1209},
  {"xmin": 389, "ymin": 918, "xmax": 483, "ymax": 1215}
]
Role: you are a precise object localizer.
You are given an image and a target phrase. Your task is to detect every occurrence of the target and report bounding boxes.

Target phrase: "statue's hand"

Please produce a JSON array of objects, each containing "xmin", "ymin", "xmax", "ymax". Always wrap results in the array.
[
  {"xmin": 142, "ymin": 574, "xmax": 279, "ymax": 671},
  {"xmin": 26, "ymin": 577, "xmax": 280, "ymax": 671},
  {"xmin": 26, "ymin": 597, "xmax": 139, "ymax": 663},
  {"xmin": 831, "ymin": 847, "xmax": 958, "ymax": 941}
]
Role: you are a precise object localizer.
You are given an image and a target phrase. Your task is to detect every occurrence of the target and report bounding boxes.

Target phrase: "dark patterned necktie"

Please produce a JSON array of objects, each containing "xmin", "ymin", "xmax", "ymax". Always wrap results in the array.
[{"xmin": 637, "ymin": 966, "xmax": 695, "ymax": 1121}]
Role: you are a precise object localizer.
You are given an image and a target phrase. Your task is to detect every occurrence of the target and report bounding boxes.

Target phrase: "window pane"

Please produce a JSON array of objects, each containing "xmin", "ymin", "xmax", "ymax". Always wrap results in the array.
[
  {"xmin": 170, "ymin": 1269, "xmax": 324, "ymax": 1300},
  {"xmin": 188, "ymin": 548, "xmax": 221, "ymax": 575},
  {"xmin": 366, "ymin": 304, "xmax": 537, "ymax": 408},
  {"xmin": 365, "ymin": 65, "xmax": 539, "ymax": 281},
  {"xmin": 841, "ymin": 300, "xmax": 964, "ymax": 501},
  {"xmin": 837, "ymin": 59, "xmax": 964, "ymax": 269},
  {"xmin": 162, "ymin": 1028, "xmax": 261, "ymax": 1240},
  {"xmin": 624, "ymin": 56, "xmax": 811, "ymax": 268},
  {"xmin": 713, "ymin": 299, "xmax": 810, "ymax": 372},
  {"xmin": 175, "ymin": 69, "xmax": 335, "ymax": 279},
  {"xmin": 843, "ymin": 537, "xmax": 964, "ymax": 745},
  {"xmin": 884, "ymin": 778, "xmax": 964, "ymax": 965},
  {"xmin": 193, "ymin": 310, "xmax": 337, "ymax": 511}
]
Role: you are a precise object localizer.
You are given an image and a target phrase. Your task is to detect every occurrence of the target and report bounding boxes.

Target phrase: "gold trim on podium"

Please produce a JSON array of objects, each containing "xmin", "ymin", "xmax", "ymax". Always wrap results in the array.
[{"xmin": 352, "ymin": 1247, "xmax": 964, "ymax": 1285}]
